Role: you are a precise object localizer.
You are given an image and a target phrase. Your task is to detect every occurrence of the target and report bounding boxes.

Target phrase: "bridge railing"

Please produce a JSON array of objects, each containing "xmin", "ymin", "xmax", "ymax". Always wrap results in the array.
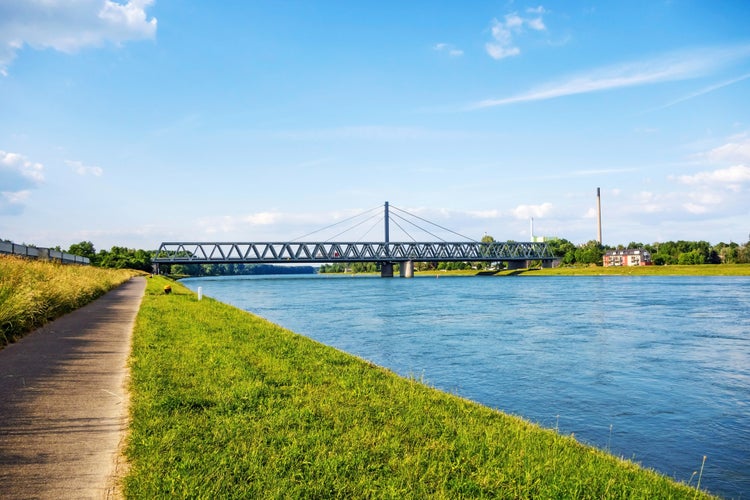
[{"xmin": 153, "ymin": 241, "xmax": 554, "ymax": 264}]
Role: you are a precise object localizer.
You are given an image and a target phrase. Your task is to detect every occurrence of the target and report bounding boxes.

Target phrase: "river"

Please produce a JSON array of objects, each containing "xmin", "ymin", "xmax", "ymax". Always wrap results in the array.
[{"xmin": 182, "ymin": 274, "xmax": 750, "ymax": 498}]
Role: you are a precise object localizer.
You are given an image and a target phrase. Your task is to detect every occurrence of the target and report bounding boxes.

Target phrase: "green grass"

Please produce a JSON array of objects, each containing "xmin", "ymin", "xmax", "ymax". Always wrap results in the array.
[
  {"xmin": 125, "ymin": 276, "xmax": 716, "ymax": 498},
  {"xmin": 413, "ymin": 263, "xmax": 750, "ymax": 277},
  {"xmin": 497, "ymin": 263, "xmax": 750, "ymax": 276},
  {"xmin": 0, "ymin": 255, "xmax": 135, "ymax": 347}
]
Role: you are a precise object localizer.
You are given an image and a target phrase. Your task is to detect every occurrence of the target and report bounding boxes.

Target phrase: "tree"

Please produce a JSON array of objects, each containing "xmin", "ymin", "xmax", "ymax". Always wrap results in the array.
[
  {"xmin": 68, "ymin": 241, "xmax": 97, "ymax": 262},
  {"xmin": 678, "ymin": 249, "xmax": 705, "ymax": 265},
  {"xmin": 96, "ymin": 246, "xmax": 152, "ymax": 271},
  {"xmin": 546, "ymin": 238, "xmax": 577, "ymax": 264},
  {"xmin": 574, "ymin": 240, "xmax": 604, "ymax": 266}
]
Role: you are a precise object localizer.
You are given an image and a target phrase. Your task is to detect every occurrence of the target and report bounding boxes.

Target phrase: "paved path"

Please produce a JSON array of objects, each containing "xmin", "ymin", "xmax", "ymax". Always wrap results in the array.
[{"xmin": 0, "ymin": 277, "xmax": 146, "ymax": 500}]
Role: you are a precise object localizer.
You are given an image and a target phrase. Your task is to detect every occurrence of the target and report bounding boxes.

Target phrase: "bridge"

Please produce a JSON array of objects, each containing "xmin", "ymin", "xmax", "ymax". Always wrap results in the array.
[{"xmin": 153, "ymin": 203, "xmax": 555, "ymax": 277}]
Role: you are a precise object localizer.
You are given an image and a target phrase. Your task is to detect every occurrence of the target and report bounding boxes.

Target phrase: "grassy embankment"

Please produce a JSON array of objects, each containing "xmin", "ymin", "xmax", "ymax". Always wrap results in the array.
[
  {"xmin": 126, "ymin": 276, "xmax": 716, "ymax": 498},
  {"xmin": 412, "ymin": 263, "xmax": 750, "ymax": 277},
  {"xmin": 0, "ymin": 255, "xmax": 135, "ymax": 347}
]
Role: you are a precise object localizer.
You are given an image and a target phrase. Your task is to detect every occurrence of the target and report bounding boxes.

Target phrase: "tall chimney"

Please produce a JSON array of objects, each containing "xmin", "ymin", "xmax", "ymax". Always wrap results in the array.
[
  {"xmin": 530, "ymin": 217, "xmax": 534, "ymax": 242},
  {"xmin": 596, "ymin": 187, "xmax": 602, "ymax": 244}
]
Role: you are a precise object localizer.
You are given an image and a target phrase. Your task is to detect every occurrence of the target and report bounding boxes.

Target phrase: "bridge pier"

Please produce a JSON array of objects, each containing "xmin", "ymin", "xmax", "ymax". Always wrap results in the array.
[
  {"xmin": 380, "ymin": 262, "xmax": 394, "ymax": 278},
  {"xmin": 506, "ymin": 260, "xmax": 526, "ymax": 270},
  {"xmin": 400, "ymin": 260, "xmax": 414, "ymax": 278}
]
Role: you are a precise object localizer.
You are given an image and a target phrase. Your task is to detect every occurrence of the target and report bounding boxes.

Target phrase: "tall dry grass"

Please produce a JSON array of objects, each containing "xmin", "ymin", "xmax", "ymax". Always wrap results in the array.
[{"xmin": 0, "ymin": 255, "xmax": 135, "ymax": 346}]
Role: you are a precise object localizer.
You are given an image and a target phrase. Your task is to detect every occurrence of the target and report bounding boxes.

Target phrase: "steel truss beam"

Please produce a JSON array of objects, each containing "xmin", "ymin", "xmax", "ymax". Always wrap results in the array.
[{"xmin": 153, "ymin": 241, "xmax": 554, "ymax": 264}]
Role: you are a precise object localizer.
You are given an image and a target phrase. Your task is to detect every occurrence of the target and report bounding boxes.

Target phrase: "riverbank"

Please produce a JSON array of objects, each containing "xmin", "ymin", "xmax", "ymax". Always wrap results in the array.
[
  {"xmin": 0, "ymin": 255, "xmax": 136, "ymax": 347},
  {"xmin": 125, "ymin": 276, "xmax": 716, "ymax": 498},
  {"xmin": 410, "ymin": 263, "xmax": 750, "ymax": 277}
]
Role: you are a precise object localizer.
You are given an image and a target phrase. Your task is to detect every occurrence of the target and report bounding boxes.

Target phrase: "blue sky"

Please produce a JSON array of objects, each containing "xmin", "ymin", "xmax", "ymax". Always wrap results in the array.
[{"xmin": 1, "ymin": 1, "xmax": 749, "ymax": 251}]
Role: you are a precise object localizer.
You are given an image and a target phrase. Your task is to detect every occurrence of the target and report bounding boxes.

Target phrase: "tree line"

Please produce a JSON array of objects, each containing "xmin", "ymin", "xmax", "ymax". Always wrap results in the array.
[
  {"xmin": 63, "ymin": 241, "xmax": 315, "ymax": 275},
  {"xmin": 51, "ymin": 237, "xmax": 750, "ymax": 274},
  {"xmin": 320, "ymin": 236, "xmax": 750, "ymax": 272},
  {"xmin": 545, "ymin": 238, "xmax": 750, "ymax": 266}
]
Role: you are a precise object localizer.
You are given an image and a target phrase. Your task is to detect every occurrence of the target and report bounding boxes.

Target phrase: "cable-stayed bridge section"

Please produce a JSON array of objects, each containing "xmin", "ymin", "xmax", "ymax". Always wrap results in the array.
[{"xmin": 153, "ymin": 203, "xmax": 555, "ymax": 277}]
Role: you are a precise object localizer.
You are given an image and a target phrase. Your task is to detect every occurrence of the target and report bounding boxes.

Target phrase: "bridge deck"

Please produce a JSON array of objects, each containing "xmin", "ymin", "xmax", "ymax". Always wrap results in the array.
[{"xmin": 153, "ymin": 241, "xmax": 554, "ymax": 265}]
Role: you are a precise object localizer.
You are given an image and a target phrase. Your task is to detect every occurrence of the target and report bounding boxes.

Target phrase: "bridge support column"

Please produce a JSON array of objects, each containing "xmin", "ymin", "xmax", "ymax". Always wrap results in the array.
[
  {"xmin": 381, "ymin": 262, "xmax": 394, "ymax": 278},
  {"xmin": 506, "ymin": 260, "xmax": 525, "ymax": 270},
  {"xmin": 400, "ymin": 260, "xmax": 414, "ymax": 278}
]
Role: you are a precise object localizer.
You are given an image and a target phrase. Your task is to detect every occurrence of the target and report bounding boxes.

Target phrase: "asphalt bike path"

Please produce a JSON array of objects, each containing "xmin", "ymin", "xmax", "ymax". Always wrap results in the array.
[{"xmin": 0, "ymin": 277, "xmax": 146, "ymax": 499}]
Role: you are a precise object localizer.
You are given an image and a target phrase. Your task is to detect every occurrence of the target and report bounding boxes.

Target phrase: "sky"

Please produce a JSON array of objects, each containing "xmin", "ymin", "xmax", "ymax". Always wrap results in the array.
[{"xmin": 1, "ymin": 0, "xmax": 749, "ymax": 251}]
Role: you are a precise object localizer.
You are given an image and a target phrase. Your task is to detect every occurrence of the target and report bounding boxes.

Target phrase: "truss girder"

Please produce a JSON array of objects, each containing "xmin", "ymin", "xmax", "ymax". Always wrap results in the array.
[{"xmin": 154, "ymin": 241, "xmax": 554, "ymax": 265}]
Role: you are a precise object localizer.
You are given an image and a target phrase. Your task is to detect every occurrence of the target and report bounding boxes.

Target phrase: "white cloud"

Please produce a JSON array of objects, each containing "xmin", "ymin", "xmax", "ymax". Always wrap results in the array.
[
  {"xmin": 0, "ymin": 190, "xmax": 31, "ymax": 215},
  {"xmin": 0, "ymin": 150, "xmax": 44, "ymax": 186},
  {"xmin": 433, "ymin": 43, "xmax": 463, "ymax": 57},
  {"xmin": 243, "ymin": 212, "xmax": 282, "ymax": 226},
  {"xmin": 0, "ymin": 0, "xmax": 157, "ymax": 76},
  {"xmin": 485, "ymin": 43, "xmax": 520, "ymax": 60},
  {"xmin": 66, "ymin": 160, "xmax": 104, "ymax": 176},
  {"xmin": 0, "ymin": 150, "xmax": 44, "ymax": 214},
  {"xmin": 617, "ymin": 191, "xmax": 666, "ymax": 215},
  {"xmin": 473, "ymin": 44, "xmax": 750, "ymax": 108},
  {"xmin": 676, "ymin": 165, "xmax": 750, "ymax": 189},
  {"xmin": 511, "ymin": 202, "xmax": 553, "ymax": 219},
  {"xmin": 485, "ymin": 7, "xmax": 547, "ymax": 60},
  {"xmin": 683, "ymin": 203, "xmax": 708, "ymax": 215},
  {"xmin": 701, "ymin": 133, "xmax": 750, "ymax": 164},
  {"xmin": 2, "ymin": 190, "xmax": 30, "ymax": 204}
]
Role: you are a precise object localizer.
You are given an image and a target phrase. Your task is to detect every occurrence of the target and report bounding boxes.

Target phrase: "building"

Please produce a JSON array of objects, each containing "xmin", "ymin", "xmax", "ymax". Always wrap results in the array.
[{"xmin": 603, "ymin": 248, "xmax": 652, "ymax": 267}]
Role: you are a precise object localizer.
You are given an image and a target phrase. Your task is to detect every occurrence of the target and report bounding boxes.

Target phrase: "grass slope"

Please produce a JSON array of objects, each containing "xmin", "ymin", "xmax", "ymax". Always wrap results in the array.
[
  {"xmin": 0, "ymin": 255, "xmax": 135, "ymax": 347},
  {"xmin": 502, "ymin": 264, "xmax": 750, "ymax": 276},
  {"xmin": 125, "ymin": 276, "xmax": 715, "ymax": 498},
  {"xmin": 411, "ymin": 263, "xmax": 750, "ymax": 277}
]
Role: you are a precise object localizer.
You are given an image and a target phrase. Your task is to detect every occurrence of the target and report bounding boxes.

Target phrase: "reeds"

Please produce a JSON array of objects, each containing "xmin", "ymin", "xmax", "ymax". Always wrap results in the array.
[{"xmin": 0, "ymin": 255, "xmax": 134, "ymax": 346}]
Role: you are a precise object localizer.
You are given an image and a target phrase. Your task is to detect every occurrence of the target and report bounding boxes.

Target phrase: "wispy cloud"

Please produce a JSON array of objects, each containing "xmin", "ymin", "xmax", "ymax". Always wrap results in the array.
[
  {"xmin": 0, "ymin": 150, "xmax": 44, "ymax": 214},
  {"xmin": 66, "ymin": 160, "xmax": 103, "ymax": 177},
  {"xmin": 648, "ymin": 73, "xmax": 750, "ymax": 112},
  {"xmin": 0, "ymin": 0, "xmax": 157, "ymax": 76},
  {"xmin": 485, "ymin": 6, "xmax": 547, "ymax": 60},
  {"xmin": 261, "ymin": 125, "xmax": 494, "ymax": 142},
  {"xmin": 433, "ymin": 43, "xmax": 463, "ymax": 57},
  {"xmin": 675, "ymin": 165, "xmax": 750, "ymax": 187},
  {"xmin": 472, "ymin": 44, "xmax": 750, "ymax": 108}
]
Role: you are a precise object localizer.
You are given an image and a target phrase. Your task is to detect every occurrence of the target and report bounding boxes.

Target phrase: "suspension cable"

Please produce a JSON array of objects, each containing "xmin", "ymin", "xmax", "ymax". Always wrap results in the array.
[
  {"xmin": 390, "ymin": 204, "xmax": 478, "ymax": 242},
  {"xmin": 390, "ymin": 211, "xmax": 446, "ymax": 241},
  {"xmin": 325, "ymin": 212, "xmax": 382, "ymax": 241},
  {"xmin": 357, "ymin": 217, "xmax": 384, "ymax": 242},
  {"xmin": 388, "ymin": 215, "xmax": 417, "ymax": 242},
  {"xmin": 291, "ymin": 204, "xmax": 382, "ymax": 241}
]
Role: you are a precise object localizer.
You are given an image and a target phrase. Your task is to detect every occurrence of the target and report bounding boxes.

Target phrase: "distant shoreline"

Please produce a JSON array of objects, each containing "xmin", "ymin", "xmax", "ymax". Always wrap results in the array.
[
  {"xmin": 410, "ymin": 264, "xmax": 750, "ymax": 277},
  {"xmin": 316, "ymin": 263, "xmax": 750, "ymax": 277}
]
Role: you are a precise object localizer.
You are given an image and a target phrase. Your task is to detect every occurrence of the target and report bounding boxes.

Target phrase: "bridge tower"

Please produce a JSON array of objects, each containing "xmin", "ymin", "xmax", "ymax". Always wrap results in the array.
[
  {"xmin": 380, "ymin": 201, "xmax": 415, "ymax": 278},
  {"xmin": 381, "ymin": 201, "xmax": 395, "ymax": 277}
]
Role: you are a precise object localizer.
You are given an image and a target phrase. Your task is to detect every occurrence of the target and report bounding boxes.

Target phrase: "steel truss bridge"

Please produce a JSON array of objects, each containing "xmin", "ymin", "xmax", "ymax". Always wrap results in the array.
[{"xmin": 153, "ymin": 203, "xmax": 555, "ymax": 277}]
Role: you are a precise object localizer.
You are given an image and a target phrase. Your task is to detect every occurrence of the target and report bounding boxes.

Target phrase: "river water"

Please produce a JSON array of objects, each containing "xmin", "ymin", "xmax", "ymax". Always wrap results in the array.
[{"xmin": 182, "ymin": 274, "xmax": 750, "ymax": 498}]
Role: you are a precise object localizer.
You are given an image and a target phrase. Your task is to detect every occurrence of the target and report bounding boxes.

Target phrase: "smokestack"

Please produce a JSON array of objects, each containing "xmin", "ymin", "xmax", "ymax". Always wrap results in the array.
[
  {"xmin": 596, "ymin": 187, "xmax": 602, "ymax": 244},
  {"xmin": 530, "ymin": 217, "xmax": 534, "ymax": 242}
]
